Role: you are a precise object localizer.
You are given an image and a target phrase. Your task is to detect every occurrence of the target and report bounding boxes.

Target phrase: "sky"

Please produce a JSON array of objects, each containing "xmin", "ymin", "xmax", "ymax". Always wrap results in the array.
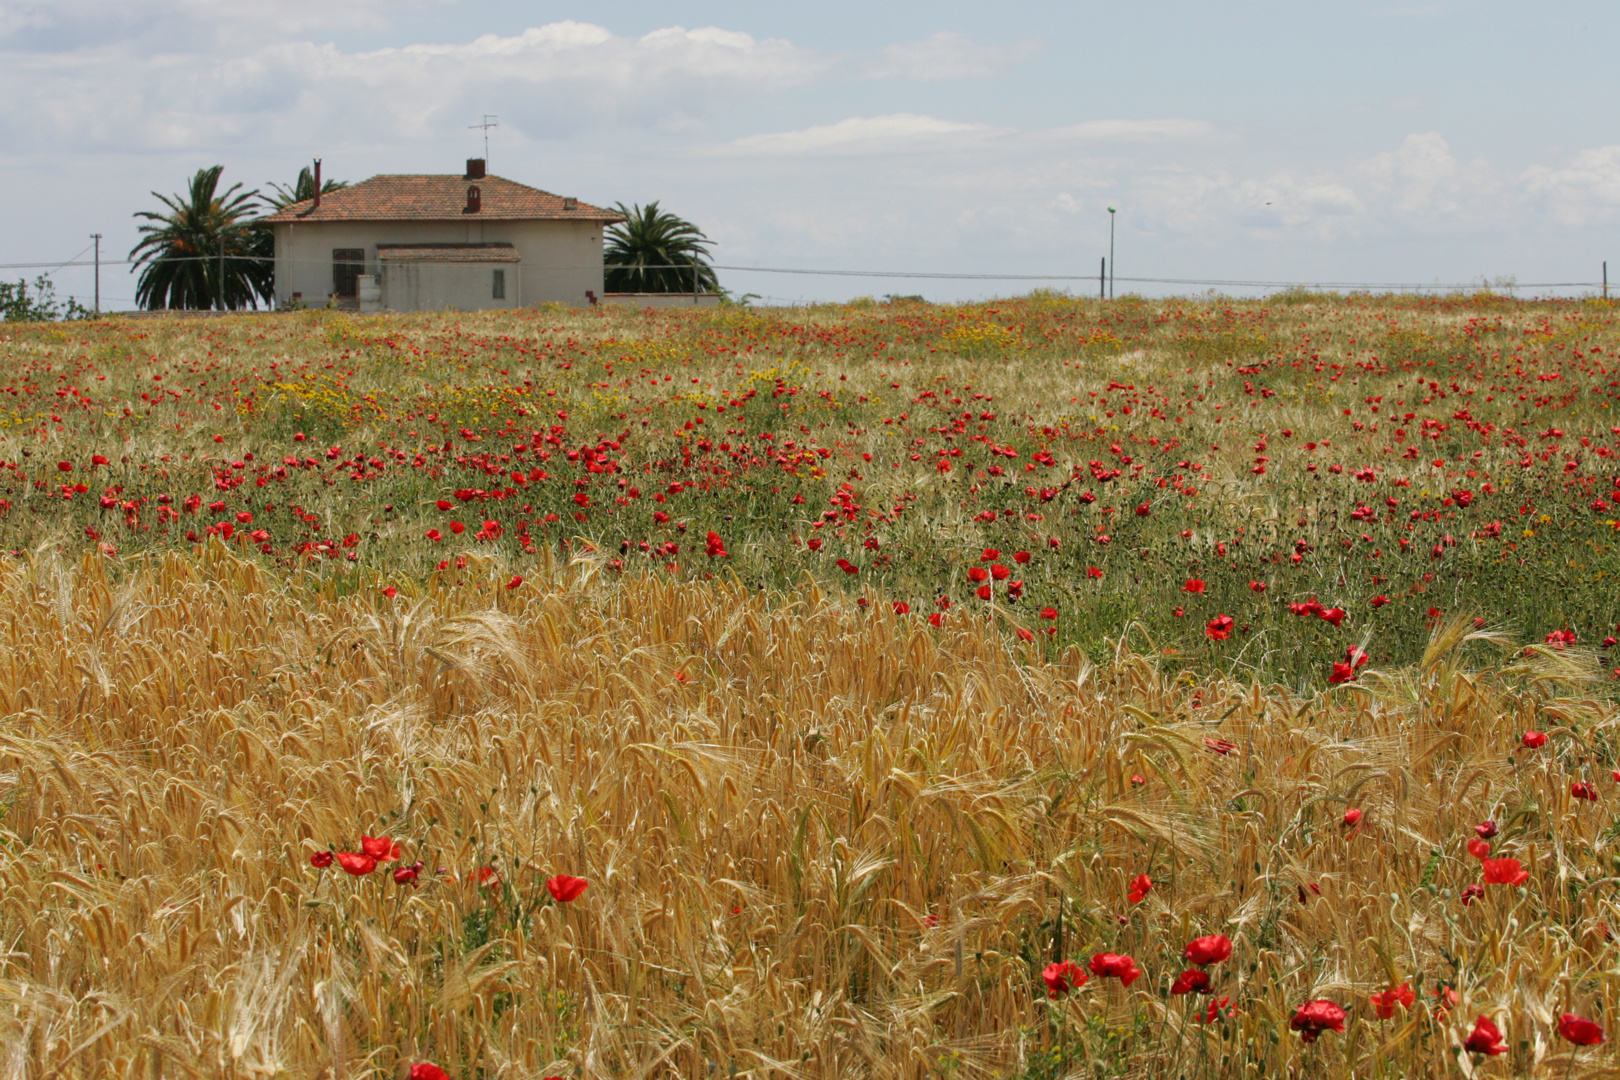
[{"xmin": 1, "ymin": 0, "xmax": 1617, "ymax": 307}]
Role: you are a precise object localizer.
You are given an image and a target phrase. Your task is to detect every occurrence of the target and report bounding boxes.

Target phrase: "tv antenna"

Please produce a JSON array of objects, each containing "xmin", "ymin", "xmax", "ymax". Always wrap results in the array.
[{"xmin": 469, "ymin": 115, "xmax": 499, "ymax": 167}]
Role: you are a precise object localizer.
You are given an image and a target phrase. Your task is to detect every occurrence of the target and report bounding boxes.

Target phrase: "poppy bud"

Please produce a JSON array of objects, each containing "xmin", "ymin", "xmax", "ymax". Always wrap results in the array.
[{"xmin": 1342, "ymin": 808, "xmax": 1363, "ymax": 828}]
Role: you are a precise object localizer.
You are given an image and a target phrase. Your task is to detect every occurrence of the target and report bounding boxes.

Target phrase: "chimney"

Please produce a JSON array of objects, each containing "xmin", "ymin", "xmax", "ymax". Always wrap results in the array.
[
  {"xmin": 465, "ymin": 158, "xmax": 486, "ymax": 180},
  {"xmin": 312, "ymin": 158, "xmax": 322, "ymax": 210},
  {"xmin": 464, "ymin": 185, "xmax": 482, "ymax": 214},
  {"xmin": 562, "ymin": 197, "xmax": 578, "ymax": 210}
]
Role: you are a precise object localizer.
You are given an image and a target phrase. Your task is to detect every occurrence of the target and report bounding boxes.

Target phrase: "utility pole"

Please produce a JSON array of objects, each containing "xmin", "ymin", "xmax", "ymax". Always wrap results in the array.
[
  {"xmin": 1605, "ymin": 261, "xmax": 1609, "ymax": 300},
  {"xmin": 1107, "ymin": 206, "xmax": 1116, "ymax": 300},
  {"xmin": 469, "ymin": 115, "xmax": 499, "ymax": 167},
  {"xmin": 218, "ymin": 241, "xmax": 225, "ymax": 312},
  {"xmin": 90, "ymin": 234, "xmax": 102, "ymax": 317},
  {"xmin": 1099, "ymin": 257, "xmax": 1105, "ymax": 300}
]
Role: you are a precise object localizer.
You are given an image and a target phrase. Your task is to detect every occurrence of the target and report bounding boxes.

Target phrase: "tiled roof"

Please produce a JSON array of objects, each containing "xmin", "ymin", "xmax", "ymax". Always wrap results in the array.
[
  {"xmin": 378, "ymin": 243, "xmax": 522, "ymax": 263},
  {"xmin": 262, "ymin": 174, "xmax": 624, "ymax": 224}
]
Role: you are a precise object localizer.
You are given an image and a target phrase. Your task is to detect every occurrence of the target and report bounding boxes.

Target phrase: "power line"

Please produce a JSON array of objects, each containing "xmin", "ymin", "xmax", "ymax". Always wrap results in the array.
[{"xmin": 1, "ymin": 254, "xmax": 1610, "ymax": 294}]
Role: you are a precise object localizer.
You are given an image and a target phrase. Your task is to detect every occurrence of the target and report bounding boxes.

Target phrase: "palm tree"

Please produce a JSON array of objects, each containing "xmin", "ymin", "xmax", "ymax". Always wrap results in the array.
[
  {"xmin": 130, "ymin": 166, "xmax": 272, "ymax": 310},
  {"xmin": 604, "ymin": 202, "xmax": 718, "ymax": 294},
  {"xmin": 263, "ymin": 164, "xmax": 348, "ymax": 211}
]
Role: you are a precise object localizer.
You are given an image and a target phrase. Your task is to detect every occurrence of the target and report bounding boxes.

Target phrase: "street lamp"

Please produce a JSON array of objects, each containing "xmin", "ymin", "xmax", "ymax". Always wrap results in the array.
[{"xmin": 1107, "ymin": 206, "xmax": 1116, "ymax": 300}]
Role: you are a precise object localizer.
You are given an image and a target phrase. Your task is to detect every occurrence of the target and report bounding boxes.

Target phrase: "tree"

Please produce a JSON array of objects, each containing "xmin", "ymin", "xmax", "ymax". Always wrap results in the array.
[
  {"xmin": 130, "ymin": 166, "xmax": 272, "ymax": 310},
  {"xmin": 263, "ymin": 164, "xmax": 348, "ymax": 211},
  {"xmin": 603, "ymin": 202, "xmax": 718, "ymax": 294},
  {"xmin": 0, "ymin": 275, "xmax": 92, "ymax": 322}
]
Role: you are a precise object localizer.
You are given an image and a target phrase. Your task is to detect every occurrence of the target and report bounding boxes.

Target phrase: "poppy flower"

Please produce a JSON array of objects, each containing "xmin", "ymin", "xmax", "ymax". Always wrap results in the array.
[
  {"xmin": 1466, "ymin": 837, "xmax": 1491, "ymax": 859},
  {"xmin": 1181, "ymin": 578, "xmax": 1205, "ymax": 593},
  {"xmin": 1205, "ymin": 615, "xmax": 1234, "ymax": 641},
  {"xmin": 1290, "ymin": 999, "xmax": 1347, "ymax": 1043},
  {"xmin": 394, "ymin": 861, "xmax": 424, "ymax": 886},
  {"xmin": 1482, "ymin": 857, "xmax": 1529, "ymax": 886},
  {"xmin": 381, "ymin": 585, "xmax": 398, "ymax": 598},
  {"xmin": 436, "ymin": 499, "xmax": 453, "ymax": 511},
  {"xmin": 975, "ymin": 585, "xmax": 992, "ymax": 600},
  {"xmin": 1474, "ymin": 820, "xmax": 1498, "ymax": 839},
  {"xmin": 1039, "ymin": 606, "xmax": 1058, "ymax": 620},
  {"xmin": 1013, "ymin": 551, "xmax": 1031, "ymax": 564},
  {"xmin": 967, "ymin": 566, "xmax": 989, "ymax": 583},
  {"xmin": 1318, "ymin": 607, "xmax": 1347, "ymax": 627},
  {"xmin": 1369, "ymin": 594, "xmax": 1390, "ymax": 608},
  {"xmin": 1200, "ymin": 996, "xmax": 1233, "ymax": 1024},
  {"xmin": 981, "ymin": 548, "xmax": 1000, "ymax": 561},
  {"xmin": 1342, "ymin": 808, "xmax": 1363, "ymax": 828},
  {"xmin": 1368, "ymin": 982, "xmax": 1415, "ymax": 1019},
  {"xmin": 1558, "ymin": 1012, "xmax": 1604, "ymax": 1045},
  {"xmin": 1464, "ymin": 1016, "xmax": 1507, "ymax": 1056},
  {"xmin": 1086, "ymin": 566, "xmax": 1104, "ymax": 578},
  {"xmin": 1522, "ymin": 730, "xmax": 1548, "ymax": 748},
  {"xmin": 1204, "ymin": 737, "xmax": 1237, "ymax": 756},
  {"xmin": 1460, "ymin": 883, "xmax": 1485, "ymax": 906},
  {"xmin": 360, "ymin": 836, "xmax": 402, "ymax": 862},
  {"xmin": 426, "ymin": 529, "xmax": 443, "ymax": 542},
  {"xmin": 335, "ymin": 852, "xmax": 377, "ymax": 876},
  {"xmin": 1127, "ymin": 873, "xmax": 1151, "ymax": 903},
  {"xmin": 893, "ymin": 601, "xmax": 911, "ymax": 615},
  {"xmin": 309, "ymin": 851, "xmax": 333, "ymax": 868},
  {"xmin": 1088, "ymin": 952, "xmax": 1142, "ymax": 986},
  {"xmin": 1248, "ymin": 580, "xmax": 1267, "ymax": 592},
  {"xmin": 1042, "ymin": 960, "xmax": 1087, "ymax": 997},
  {"xmin": 1183, "ymin": 934, "xmax": 1232, "ymax": 966},
  {"xmin": 1170, "ymin": 969, "xmax": 1211, "ymax": 995},
  {"xmin": 449, "ymin": 521, "xmax": 466, "ymax": 535},
  {"xmin": 1572, "ymin": 781, "xmax": 1598, "ymax": 801},
  {"xmin": 546, "ymin": 874, "xmax": 589, "ymax": 903},
  {"xmin": 409, "ymin": 1065, "xmax": 450, "ymax": 1080},
  {"xmin": 1134, "ymin": 502, "xmax": 1151, "ymax": 517}
]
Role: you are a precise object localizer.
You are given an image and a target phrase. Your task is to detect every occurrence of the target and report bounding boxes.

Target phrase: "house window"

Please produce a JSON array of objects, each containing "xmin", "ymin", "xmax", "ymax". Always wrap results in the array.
[
  {"xmin": 492, "ymin": 269, "xmax": 506, "ymax": 300},
  {"xmin": 332, "ymin": 249, "xmax": 365, "ymax": 297}
]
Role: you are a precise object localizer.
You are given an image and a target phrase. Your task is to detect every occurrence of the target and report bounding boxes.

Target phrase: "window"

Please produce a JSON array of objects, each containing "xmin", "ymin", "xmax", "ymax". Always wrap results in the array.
[
  {"xmin": 492, "ymin": 269, "xmax": 506, "ymax": 300},
  {"xmin": 332, "ymin": 249, "xmax": 365, "ymax": 297}
]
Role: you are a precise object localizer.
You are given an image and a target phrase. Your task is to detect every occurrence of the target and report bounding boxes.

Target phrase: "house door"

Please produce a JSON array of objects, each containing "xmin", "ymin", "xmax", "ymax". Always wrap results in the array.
[{"xmin": 332, "ymin": 249, "xmax": 366, "ymax": 298}]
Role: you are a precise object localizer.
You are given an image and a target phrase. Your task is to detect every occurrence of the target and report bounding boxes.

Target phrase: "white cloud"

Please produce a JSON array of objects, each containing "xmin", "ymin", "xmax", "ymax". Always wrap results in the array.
[
  {"xmin": 861, "ymin": 31, "xmax": 1041, "ymax": 81},
  {"xmin": 1520, "ymin": 145, "xmax": 1620, "ymax": 226},
  {"xmin": 710, "ymin": 114, "xmax": 986, "ymax": 157}
]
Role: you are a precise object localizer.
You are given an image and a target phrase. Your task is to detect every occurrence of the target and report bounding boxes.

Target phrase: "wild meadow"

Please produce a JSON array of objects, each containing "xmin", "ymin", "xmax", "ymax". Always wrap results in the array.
[{"xmin": 0, "ymin": 293, "xmax": 1617, "ymax": 1077}]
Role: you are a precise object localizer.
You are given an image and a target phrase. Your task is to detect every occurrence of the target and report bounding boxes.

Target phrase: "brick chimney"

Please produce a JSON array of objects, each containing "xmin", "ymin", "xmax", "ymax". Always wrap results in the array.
[
  {"xmin": 465, "ymin": 158, "xmax": 486, "ymax": 180},
  {"xmin": 312, "ymin": 158, "xmax": 322, "ymax": 210},
  {"xmin": 464, "ymin": 185, "xmax": 482, "ymax": 214}
]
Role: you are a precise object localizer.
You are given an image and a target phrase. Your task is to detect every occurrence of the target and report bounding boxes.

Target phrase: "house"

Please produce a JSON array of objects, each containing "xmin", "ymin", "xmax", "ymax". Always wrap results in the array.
[{"xmin": 261, "ymin": 160, "xmax": 624, "ymax": 311}]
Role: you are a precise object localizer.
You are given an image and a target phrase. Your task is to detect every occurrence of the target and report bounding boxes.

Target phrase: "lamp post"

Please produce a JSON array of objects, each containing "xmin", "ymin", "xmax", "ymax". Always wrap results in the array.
[{"xmin": 1107, "ymin": 206, "xmax": 1116, "ymax": 301}]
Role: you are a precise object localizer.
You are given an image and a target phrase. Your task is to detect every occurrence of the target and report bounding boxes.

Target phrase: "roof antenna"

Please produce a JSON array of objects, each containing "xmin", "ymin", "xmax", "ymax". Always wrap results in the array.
[{"xmin": 469, "ymin": 115, "xmax": 499, "ymax": 169}]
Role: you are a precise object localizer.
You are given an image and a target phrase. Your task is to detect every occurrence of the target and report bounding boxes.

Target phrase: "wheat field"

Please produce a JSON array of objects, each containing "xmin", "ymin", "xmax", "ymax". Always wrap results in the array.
[{"xmin": 0, "ymin": 539, "xmax": 1614, "ymax": 1078}]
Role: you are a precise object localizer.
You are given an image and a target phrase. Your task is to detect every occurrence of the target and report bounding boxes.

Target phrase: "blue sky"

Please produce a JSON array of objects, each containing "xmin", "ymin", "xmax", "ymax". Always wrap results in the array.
[{"xmin": 1, "ymin": 0, "xmax": 1617, "ymax": 306}]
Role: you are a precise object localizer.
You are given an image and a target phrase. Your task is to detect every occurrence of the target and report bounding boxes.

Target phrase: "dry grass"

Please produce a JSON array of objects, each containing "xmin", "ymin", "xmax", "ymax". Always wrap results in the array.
[{"xmin": 0, "ymin": 543, "xmax": 1615, "ymax": 1078}]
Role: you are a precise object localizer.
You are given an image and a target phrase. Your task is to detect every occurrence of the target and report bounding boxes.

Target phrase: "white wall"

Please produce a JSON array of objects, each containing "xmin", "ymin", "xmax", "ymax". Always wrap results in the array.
[
  {"xmin": 380, "ymin": 262, "xmax": 516, "ymax": 313},
  {"xmin": 271, "ymin": 218, "xmax": 606, "ymax": 309},
  {"xmin": 599, "ymin": 293, "xmax": 722, "ymax": 309}
]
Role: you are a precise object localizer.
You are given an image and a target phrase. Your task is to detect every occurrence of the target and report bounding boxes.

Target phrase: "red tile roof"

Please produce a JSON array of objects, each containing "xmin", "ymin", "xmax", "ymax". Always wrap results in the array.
[
  {"xmin": 378, "ymin": 243, "xmax": 522, "ymax": 263},
  {"xmin": 262, "ymin": 174, "xmax": 624, "ymax": 224}
]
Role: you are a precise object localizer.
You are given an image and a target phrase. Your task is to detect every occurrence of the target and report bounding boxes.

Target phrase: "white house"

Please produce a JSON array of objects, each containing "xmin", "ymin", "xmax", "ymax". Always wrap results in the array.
[{"xmin": 263, "ymin": 160, "xmax": 624, "ymax": 311}]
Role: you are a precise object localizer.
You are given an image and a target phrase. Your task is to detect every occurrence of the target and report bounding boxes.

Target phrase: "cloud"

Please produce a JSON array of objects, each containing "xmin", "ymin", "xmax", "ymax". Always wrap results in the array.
[
  {"xmin": 861, "ymin": 31, "xmax": 1042, "ymax": 82},
  {"xmin": 1520, "ymin": 145, "xmax": 1620, "ymax": 226},
  {"xmin": 709, "ymin": 114, "xmax": 987, "ymax": 157},
  {"xmin": 0, "ymin": 18, "xmax": 1033, "ymax": 153}
]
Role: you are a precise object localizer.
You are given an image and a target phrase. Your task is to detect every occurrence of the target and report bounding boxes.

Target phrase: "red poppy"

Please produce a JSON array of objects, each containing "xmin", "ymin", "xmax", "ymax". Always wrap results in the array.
[
  {"xmin": 1464, "ymin": 1016, "xmax": 1507, "ymax": 1056},
  {"xmin": 394, "ymin": 861, "xmax": 424, "ymax": 886},
  {"xmin": 335, "ymin": 852, "xmax": 377, "ymax": 876},
  {"xmin": 893, "ymin": 601, "xmax": 911, "ymax": 615},
  {"xmin": 1183, "ymin": 934, "xmax": 1232, "ymax": 966},
  {"xmin": 1482, "ymin": 857, "xmax": 1529, "ymax": 886},
  {"xmin": 1181, "ymin": 578, "xmax": 1205, "ymax": 593},
  {"xmin": 309, "ymin": 851, "xmax": 333, "ymax": 868},
  {"xmin": 1522, "ymin": 730, "xmax": 1548, "ymax": 748},
  {"xmin": 1170, "ymin": 969, "xmax": 1211, "ymax": 995},
  {"xmin": 1127, "ymin": 873, "xmax": 1151, "ymax": 903},
  {"xmin": 981, "ymin": 548, "xmax": 1000, "ymax": 561},
  {"xmin": 547, "ymin": 874, "xmax": 589, "ymax": 903},
  {"xmin": 1086, "ymin": 566, "xmax": 1104, "ymax": 578},
  {"xmin": 1460, "ymin": 883, "xmax": 1485, "ymax": 905},
  {"xmin": 1369, "ymin": 594, "xmax": 1390, "ymax": 608},
  {"xmin": 360, "ymin": 836, "xmax": 402, "ymax": 862},
  {"xmin": 1200, "ymin": 995, "xmax": 1233, "ymax": 1023},
  {"xmin": 1134, "ymin": 502, "xmax": 1151, "ymax": 517},
  {"xmin": 476, "ymin": 866, "xmax": 502, "ymax": 889},
  {"xmin": 1013, "ymin": 551, "xmax": 1031, "ymax": 564},
  {"xmin": 1466, "ymin": 837, "xmax": 1491, "ymax": 859},
  {"xmin": 449, "ymin": 521, "xmax": 466, "ymax": 535},
  {"xmin": 1088, "ymin": 952, "xmax": 1142, "ymax": 986},
  {"xmin": 1318, "ymin": 607, "xmax": 1347, "ymax": 627},
  {"xmin": 1474, "ymin": 820, "xmax": 1498, "ymax": 839},
  {"xmin": 1342, "ymin": 808, "xmax": 1363, "ymax": 828},
  {"xmin": 1042, "ymin": 960, "xmax": 1087, "ymax": 997},
  {"xmin": 381, "ymin": 585, "xmax": 398, "ymax": 598},
  {"xmin": 426, "ymin": 529, "xmax": 443, "ymax": 542},
  {"xmin": 1290, "ymin": 999, "xmax": 1346, "ymax": 1043},
  {"xmin": 1248, "ymin": 581, "xmax": 1267, "ymax": 592},
  {"xmin": 1039, "ymin": 606, "xmax": 1058, "ymax": 620},
  {"xmin": 967, "ymin": 566, "xmax": 989, "ymax": 583},
  {"xmin": 1558, "ymin": 1012, "xmax": 1604, "ymax": 1045},
  {"xmin": 1368, "ymin": 982, "xmax": 1415, "ymax": 1019},
  {"xmin": 1205, "ymin": 615, "xmax": 1234, "ymax": 640},
  {"xmin": 409, "ymin": 1065, "xmax": 450, "ymax": 1080},
  {"xmin": 1572, "ymin": 781, "xmax": 1599, "ymax": 801}
]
